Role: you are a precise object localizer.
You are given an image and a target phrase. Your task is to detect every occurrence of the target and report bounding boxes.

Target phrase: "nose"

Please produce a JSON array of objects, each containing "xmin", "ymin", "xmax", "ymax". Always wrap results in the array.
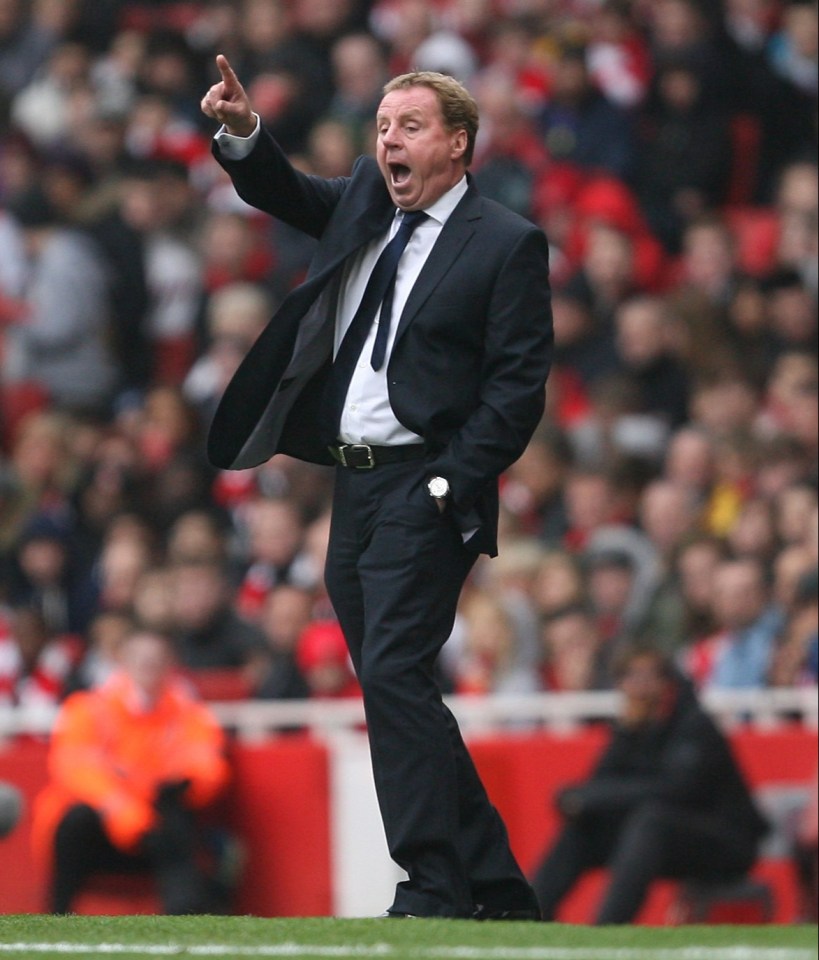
[{"xmin": 380, "ymin": 122, "xmax": 402, "ymax": 148}]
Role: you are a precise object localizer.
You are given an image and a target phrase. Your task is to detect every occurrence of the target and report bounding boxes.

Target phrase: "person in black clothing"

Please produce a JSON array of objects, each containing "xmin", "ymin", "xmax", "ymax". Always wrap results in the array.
[{"xmin": 531, "ymin": 647, "xmax": 768, "ymax": 924}]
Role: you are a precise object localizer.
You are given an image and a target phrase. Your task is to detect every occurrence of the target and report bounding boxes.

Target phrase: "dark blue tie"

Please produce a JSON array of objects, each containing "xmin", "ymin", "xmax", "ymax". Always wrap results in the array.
[{"xmin": 324, "ymin": 209, "xmax": 428, "ymax": 440}]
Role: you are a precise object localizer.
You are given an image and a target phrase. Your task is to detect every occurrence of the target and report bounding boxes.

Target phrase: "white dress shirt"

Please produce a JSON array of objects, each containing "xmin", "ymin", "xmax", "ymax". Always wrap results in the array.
[{"xmin": 215, "ymin": 118, "xmax": 469, "ymax": 446}]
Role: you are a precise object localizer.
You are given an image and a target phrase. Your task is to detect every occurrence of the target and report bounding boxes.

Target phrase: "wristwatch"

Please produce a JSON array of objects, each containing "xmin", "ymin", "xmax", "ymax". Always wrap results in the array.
[{"xmin": 427, "ymin": 476, "xmax": 450, "ymax": 500}]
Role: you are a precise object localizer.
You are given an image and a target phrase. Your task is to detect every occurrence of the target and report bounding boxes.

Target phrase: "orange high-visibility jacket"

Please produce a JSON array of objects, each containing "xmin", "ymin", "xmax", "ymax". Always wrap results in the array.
[{"xmin": 32, "ymin": 673, "xmax": 231, "ymax": 862}]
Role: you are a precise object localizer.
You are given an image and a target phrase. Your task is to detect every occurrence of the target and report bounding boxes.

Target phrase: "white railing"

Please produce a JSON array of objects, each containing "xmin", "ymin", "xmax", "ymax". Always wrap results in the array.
[{"xmin": 0, "ymin": 686, "xmax": 816, "ymax": 741}]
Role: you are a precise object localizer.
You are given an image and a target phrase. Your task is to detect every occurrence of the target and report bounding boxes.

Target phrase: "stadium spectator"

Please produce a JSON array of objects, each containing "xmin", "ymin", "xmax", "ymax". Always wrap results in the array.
[
  {"xmin": 169, "ymin": 560, "xmax": 267, "ymax": 671},
  {"xmin": 295, "ymin": 620, "xmax": 360, "ymax": 700},
  {"xmin": 0, "ymin": 0, "xmax": 56, "ymax": 104},
  {"xmin": 32, "ymin": 629, "xmax": 231, "ymax": 915},
  {"xmin": 613, "ymin": 295, "xmax": 690, "ymax": 429},
  {"xmin": 63, "ymin": 610, "xmax": 132, "ymax": 696},
  {"xmin": 253, "ymin": 584, "xmax": 312, "ymax": 700},
  {"xmin": 540, "ymin": 604, "xmax": 606, "ymax": 692},
  {"xmin": 531, "ymin": 647, "xmax": 769, "ymax": 924},
  {"xmin": 5, "ymin": 511, "xmax": 95, "ymax": 635},
  {"xmin": 538, "ymin": 39, "xmax": 636, "ymax": 181},
  {"xmin": 0, "ymin": 604, "xmax": 81, "ymax": 708},
  {"xmin": 235, "ymin": 497, "xmax": 307, "ymax": 620},
  {"xmin": 456, "ymin": 592, "xmax": 539, "ymax": 696},
  {"xmin": 184, "ymin": 282, "xmax": 272, "ymax": 427},
  {"xmin": 693, "ymin": 557, "xmax": 783, "ymax": 690},
  {"xmin": 636, "ymin": 53, "xmax": 733, "ymax": 253},
  {"xmin": 4, "ymin": 186, "xmax": 120, "ymax": 413},
  {"xmin": 532, "ymin": 550, "xmax": 586, "ymax": 622}
]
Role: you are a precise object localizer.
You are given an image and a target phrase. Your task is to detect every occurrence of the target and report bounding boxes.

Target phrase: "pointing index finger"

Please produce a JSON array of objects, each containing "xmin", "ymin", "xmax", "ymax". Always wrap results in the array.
[{"xmin": 216, "ymin": 54, "xmax": 238, "ymax": 87}]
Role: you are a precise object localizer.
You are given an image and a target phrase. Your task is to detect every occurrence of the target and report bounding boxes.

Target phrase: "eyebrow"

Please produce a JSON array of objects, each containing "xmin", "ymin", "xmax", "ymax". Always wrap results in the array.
[{"xmin": 377, "ymin": 107, "xmax": 425, "ymax": 124}]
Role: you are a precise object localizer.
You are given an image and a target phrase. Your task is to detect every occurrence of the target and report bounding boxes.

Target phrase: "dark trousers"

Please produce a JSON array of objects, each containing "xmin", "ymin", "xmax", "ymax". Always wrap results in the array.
[
  {"xmin": 532, "ymin": 801, "xmax": 758, "ymax": 924},
  {"xmin": 325, "ymin": 461, "xmax": 537, "ymax": 918},
  {"xmin": 51, "ymin": 803, "xmax": 210, "ymax": 915}
]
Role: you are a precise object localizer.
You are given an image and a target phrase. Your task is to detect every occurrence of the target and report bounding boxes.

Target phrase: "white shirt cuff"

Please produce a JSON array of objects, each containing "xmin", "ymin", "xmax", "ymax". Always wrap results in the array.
[{"xmin": 214, "ymin": 114, "xmax": 261, "ymax": 160}]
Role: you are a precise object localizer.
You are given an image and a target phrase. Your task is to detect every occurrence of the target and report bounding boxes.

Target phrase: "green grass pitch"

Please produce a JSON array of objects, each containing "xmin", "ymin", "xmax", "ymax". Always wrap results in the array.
[{"xmin": 0, "ymin": 916, "xmax": 816, "ymax": 960}]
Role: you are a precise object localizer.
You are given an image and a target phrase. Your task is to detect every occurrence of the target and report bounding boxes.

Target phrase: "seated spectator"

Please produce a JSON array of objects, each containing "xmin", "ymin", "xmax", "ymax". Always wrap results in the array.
[
  {"xmin": 762, "ymin": 270, "xmax": 818, "ymax": 358},
  {"xmin": 726, "ymin": 497, "xmax": 778, "ymax": 565},
  {"xmin": 663, "ymin": 426, "xmax": 715, "ymax": 502},
  {"xmin": 499, "ymin": 424, "xmax": 574, "ymax": 545},
  {"xmin": 688, "ymin": 372, "xmax": 760, "ymax": 440},
  {"xmin": 540, "ymin": 605, "xmax": 606, "ymax": 692},
  {"xmin": 532, "ymin": 550, "xmax": 586, "ymax": 622},
  {"xmin": 165, "ymin": 509, "xmax": 230, "ymax": 567},
  {"xmin": 184, "ymin": 283, "xmax": 273, "ymax": 427},
  {"xmin": 169, "ymin": 560, "xmax": 267, "ymax": 670},
  {"xmin": 565, "ymin": 469, "xmax": 613, "ymax": 545},
  {"xmin": 770, "ymin": 567, "xmax": 819, "ymax": 688},
  {"xmin": 32, "ymin": 630, "xmax": 231, "ymax": 915},
  {"xmin": 639, "ymin": 480, "xmax": 701, "ymax": 566},
  {"xmin": 614, "ymin": 295, "xmax": 691, "ymax": 429},
  {"xmin": 472, "ymin": 72, "xmax": 549, "ymax": 219},
  {"xmin": 702, "ymin": 430, "xmax": 761, "ymax": 537},
  {"xmin": 63, "ymin": 610, "xmax": 133, "ymax": 696},
  {"xmin": 758, "ymin": 351, "xmax": 818, "ymax": 444},
  {"xmin": 5, "ymin": 187, "xmax": 120, "ymax": 414},
  {"xmin": 678, "ymin": 215, "xmax": 742, "ymax": 308},
  {"xmin": 531, "ymin": 647, "xmax": 769, "ymax": 924},
  {"xmin": 564, "ymin": 222, "xmax": 638, "ymax": 331},
  {"xmin": 539, "ymin": 39, "xmax": 636, "ymax": 181},
  {"xmin": 774, "ymin": 161, "xmax": 818, "ymax": 291},
  {"xmin": 253, "ymin": 585, "xmax": 312, "ymax": 700},
  {"xmin": 775, "ymin": 483, "xmax": 819, "ymax": 548},
  {"xmin": 296, "ymin": 620, "xmax": 360, "ymax": 700},
  {"xmin": 132, "ymin": 566, "xmax": 176, "ymax": 636},
  {"xmin": 586, "ymin": 0, "xmax": 652, "ymax": 110},
  {"xmin": 550, "ymin": 293, "xmax": 620, "ymax": 396},
  {"xmin": 636, "ymin": 54, "xmax": 732, "ymax": 253},
  {"xmin": 692, "ymin": 557, "xmax": 783, "ymax": 690},
  {"xmin": 235, "ymin": 497, "xmax": 307, "ymax": 620},
  {"xmin": 671, "ymin": 535, "xmax": 728, "ymax": 649},
  {"xmin": 6, "ymin": 510, "xmax": 95, "ymax": 635},
  {"xmin": 455, "ymin": 592, "xmax": 539, "ymax": 696},
  {"xmin": 94, "ymin": 518, "xmax": 156, "ymax": 616},
  {"xmin": 767, "ymin": 1, "xmax": 818, "ymax": 97},
  {"xmin": 0, "ymin": 604, "xmax": 81, "ymax": 708}
]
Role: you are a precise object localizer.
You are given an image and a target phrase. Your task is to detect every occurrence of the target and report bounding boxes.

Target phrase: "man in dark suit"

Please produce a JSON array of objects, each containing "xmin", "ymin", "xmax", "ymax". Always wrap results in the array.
[{"xmin": 201, "ymin": 56, "xmax": 552, "ymax": 920}]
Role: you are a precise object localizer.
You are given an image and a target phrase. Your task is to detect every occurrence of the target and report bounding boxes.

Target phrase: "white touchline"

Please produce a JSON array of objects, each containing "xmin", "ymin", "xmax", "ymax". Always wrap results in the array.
[{"xmin": 0, "ymin": 944, "xmax": 814, "ymax": 960}]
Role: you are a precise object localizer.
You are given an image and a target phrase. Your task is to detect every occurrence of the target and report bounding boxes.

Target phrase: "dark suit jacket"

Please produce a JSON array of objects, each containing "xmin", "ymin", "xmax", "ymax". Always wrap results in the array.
[{"xmin": 209, "ymin": 126, "xmax": 553, "ymax": 555}]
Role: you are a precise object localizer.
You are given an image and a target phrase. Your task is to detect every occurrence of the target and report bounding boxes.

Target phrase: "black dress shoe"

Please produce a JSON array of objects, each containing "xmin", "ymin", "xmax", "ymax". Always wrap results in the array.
[
  {"xmin": 376, "ymin": 911, "xmax": 418, "ymax": 918},
  {"xmin": 472, "ymin": 904, "xmax": 541, "ymax": 921}
]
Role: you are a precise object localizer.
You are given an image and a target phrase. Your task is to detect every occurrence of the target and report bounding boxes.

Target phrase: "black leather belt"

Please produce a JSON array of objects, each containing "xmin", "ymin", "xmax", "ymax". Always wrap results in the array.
[{"xmin": 328, "ymin": 443, "xmax": 426, "ymax": 470}]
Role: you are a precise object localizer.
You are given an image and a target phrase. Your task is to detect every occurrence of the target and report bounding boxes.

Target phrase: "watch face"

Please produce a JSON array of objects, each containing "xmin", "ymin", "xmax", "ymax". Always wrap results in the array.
[{"xmin": 429, "ymin": 477, "xmax": 449, "ymax": 498}]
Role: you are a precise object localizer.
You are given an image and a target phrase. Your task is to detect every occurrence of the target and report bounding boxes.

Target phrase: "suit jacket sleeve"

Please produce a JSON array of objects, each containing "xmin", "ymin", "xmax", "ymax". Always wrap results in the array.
[
  {"xmin": 213, "ymin": 124, "xmax": 350, "ymax": 239},
  {"xmin": 426, "ymin": 225, "xmax": 553, "ymax": 522}
]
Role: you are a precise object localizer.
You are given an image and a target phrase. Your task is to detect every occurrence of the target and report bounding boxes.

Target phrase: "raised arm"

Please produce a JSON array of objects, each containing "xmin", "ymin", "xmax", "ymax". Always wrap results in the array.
[{"xmin": 202, "ymin": 54, "xmax": 351, "ymax": 238}]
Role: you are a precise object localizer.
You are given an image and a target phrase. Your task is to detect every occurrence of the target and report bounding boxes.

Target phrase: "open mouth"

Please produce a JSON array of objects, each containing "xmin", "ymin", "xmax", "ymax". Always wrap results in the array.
[{"xmin": 389, "ymin": 162, "xmax": 412, "ymax": 187}]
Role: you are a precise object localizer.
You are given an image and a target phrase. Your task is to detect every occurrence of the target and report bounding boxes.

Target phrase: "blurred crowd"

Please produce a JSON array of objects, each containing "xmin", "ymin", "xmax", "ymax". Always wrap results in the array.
[{"xmin": 0, "ymin": 0, "xmax": 817, "ymax": 712}]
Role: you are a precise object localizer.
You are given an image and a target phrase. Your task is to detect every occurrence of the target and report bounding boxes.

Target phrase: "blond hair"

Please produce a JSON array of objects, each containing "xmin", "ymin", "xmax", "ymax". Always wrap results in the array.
[{"xmin": 383, "ymin": 71, "xmax": 479, "ymax": 166}]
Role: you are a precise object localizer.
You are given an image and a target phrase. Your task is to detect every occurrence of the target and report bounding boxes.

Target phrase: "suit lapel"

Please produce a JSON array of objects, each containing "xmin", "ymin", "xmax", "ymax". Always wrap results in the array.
[{"xmin": 393, "ymin": 186, "xmax": 481, "ymax": 347}]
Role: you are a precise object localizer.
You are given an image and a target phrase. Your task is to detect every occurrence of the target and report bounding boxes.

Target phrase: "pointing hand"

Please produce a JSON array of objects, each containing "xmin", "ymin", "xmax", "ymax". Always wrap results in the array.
[{"xmin": 201, "ymin": 54, "xmax": 256, "ymax": 138}]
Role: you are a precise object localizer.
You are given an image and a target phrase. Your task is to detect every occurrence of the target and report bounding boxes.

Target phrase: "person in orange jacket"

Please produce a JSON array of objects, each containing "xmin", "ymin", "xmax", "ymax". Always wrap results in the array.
[{"xmin": 32, "ymin": 629, "xmax": 231, "ymax": 914}]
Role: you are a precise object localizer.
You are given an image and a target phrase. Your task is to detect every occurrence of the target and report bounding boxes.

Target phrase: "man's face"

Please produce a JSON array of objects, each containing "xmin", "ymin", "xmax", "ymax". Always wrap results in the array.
[
  {"xmin": 618, "ymin": 655, "xmax": 670, "ymax": 725},
  {"xmin": 376, "ymin": 86, "xmax": 467, "ymax": 212},
  {"xmin": 712, "ymin": 562, "xmax": 766, "ymax": 630}
]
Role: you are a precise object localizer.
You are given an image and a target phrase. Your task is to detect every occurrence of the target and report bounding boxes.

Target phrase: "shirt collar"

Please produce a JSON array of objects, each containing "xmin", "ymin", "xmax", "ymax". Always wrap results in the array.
[{"xmin": 396, "ymin": 175, "xmax": 468, "ymax": 228}]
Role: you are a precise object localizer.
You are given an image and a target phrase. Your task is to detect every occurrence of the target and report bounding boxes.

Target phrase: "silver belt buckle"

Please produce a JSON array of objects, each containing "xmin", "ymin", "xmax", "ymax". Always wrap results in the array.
[{"xmin": 340, "ymin": 444, "xmax": 375, "ymax": 469}]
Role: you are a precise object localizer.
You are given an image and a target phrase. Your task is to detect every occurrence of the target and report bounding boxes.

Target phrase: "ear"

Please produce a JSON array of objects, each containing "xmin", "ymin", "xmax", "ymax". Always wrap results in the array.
[{"xmin": 451, "ymin": 128, "xmax": 468, "ymax": 160}]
